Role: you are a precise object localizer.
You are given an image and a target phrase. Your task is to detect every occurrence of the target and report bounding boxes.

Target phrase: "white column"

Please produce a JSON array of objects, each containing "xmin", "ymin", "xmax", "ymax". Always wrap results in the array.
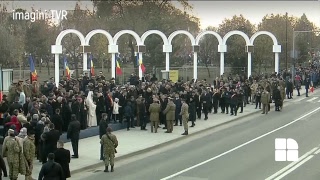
[
  {"xmin": 54, "ymin": 54, "xmax": 59, "ymax": 87},
  {"xmin": 83, "ymin": 53, "xmax": 87, "ymax": 71},
  {"xmin": 248, "ymin": 52, "xmax": 252, "ymax": 78},
  {"xmin": 166, "ymin": 52, "xmax": 170, "ymax": 71},
  {"xmin": 275, "ymin": 53, "xmax": 279, "ymax": 74},
  {"xmin": 220, "ymin": 53, "xmax": 224, "ymax": 75},
  {"xmin": 111, "ymin": 53, "xmax": 116, "ymax": 78},
  {"xmin": 193, "ymin": 52, "xmax": 198, "ymax": 80},
  {"xmin": 138, "ymin": 52, "xmax": 143, "ymax": 80}
]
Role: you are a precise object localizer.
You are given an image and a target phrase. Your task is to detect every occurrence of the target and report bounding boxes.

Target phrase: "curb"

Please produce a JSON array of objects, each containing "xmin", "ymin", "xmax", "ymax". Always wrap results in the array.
[{"xmin": 70, "ymin": 93, "xmax": 306, "ymax": 174}]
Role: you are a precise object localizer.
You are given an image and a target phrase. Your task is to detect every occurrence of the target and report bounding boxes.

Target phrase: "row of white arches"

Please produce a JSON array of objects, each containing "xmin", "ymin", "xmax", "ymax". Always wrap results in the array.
[{"xmin": 52, "ymin": 29, "xmax": 281, "ymax": 87}]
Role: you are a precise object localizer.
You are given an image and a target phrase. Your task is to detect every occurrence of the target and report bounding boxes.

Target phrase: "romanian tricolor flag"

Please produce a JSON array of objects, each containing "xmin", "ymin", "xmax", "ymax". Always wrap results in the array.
[
  {"xmin": 89, "ymin": 54, "xmax": 95, "ymax": 76},
  {"xmin": 115, "ymin": 54, "xmax": 122, "ymax": 75},
  {"xmin": 29, "ymin": 55, "xmax": 37, "ymax": 82},
  {"xmin": 137, "ymin": 53, "xmax": 146, "ymax": 73},
  {"xmin": 64, "ymin": 57, "xmax": 71, "ymax": 80}
]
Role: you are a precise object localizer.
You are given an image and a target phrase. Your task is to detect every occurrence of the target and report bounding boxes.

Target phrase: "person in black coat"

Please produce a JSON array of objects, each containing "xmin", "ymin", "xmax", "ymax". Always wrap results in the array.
[
  {"xmin": 9, "ymin": 97, "xmax": 22, "ymax": 115},
  {"xmin": 212, "ymin": 89, "xmax": 220, "ymax": 114},
  {"xmin": 67, "ymin": 114, "xmax": 81, "ymax": 158},
  {"xmin": 273, "ymin": 86, "xmax": 282, "ymax": 111},
  {"xmin": 99, "ymin": 113, "xmax": 108, "ymax": 160},
  {"xmin": 38, "ymin": 153, "xmax": 65, "ymax": 180},
  {"xmin": 138, "ymin": 98, "xmax": 147, "ymax": 130},
  {"xmin": 41, "ymin": 123, "xmax": 61, "ymax": 164},
  {"xmin": 201, "ymin": 90, "xmax": 211, "ymax": 120},
  {"xmin": 0, "ymin": 154, "xmax": 7, "ymax": 180},
  {"xmin": 188, "ymin": 96, "xmax": 196, "ymax": 127},
  {"xmin": 54, "ymin": 141, "xmax": 71, "ymax": 179},
  {"xmin": 304, "ymin": 76, "xmax": 310, "ymax": 97},
  {"xmin": 124, "ymin": 102, "xmax": 134, "ymax": 131},
  {"xmin": 51, "ymin": 109, "xmax": 63, "ymax": 135},
  {"xmin": 174, "ymin": 94, "xmax": 182, "ymax": 126},
  {"xmin": 230, "ymin": 89, "xmax": 238, "ymax": 116}
]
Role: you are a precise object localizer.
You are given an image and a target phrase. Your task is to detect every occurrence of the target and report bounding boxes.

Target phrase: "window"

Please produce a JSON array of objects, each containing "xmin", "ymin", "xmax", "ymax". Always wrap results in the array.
[{"xmin": 275, "ymin": 138, "xmax": 299, "ymax": 161}]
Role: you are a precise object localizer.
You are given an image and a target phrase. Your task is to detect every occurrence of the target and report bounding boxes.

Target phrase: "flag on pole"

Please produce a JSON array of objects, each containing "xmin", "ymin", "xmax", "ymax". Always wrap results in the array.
[
  {"xmin": 115, "ymin": 54, "xmax": 122, "ymax": 75},
  {"xmin": 137, "ymin": 53, "xmax": 146, "ymax": 73},
  {"xmin": 89, "ymin": 54, "xmax": 95, "ymax": 76},
  {"xmin": 63, "ymin": 57, "xmax": 71, "ymax": 80},
  {"xmin": 29, "ymin": 55, "xmax": 37, "ymax": 81}
]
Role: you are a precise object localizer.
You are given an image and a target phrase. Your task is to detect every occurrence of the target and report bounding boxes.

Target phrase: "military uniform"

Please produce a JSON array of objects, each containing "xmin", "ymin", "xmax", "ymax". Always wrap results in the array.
[
  {"xmin": 4, "ymin": 137, "xmax": 20, "ymax": 180},
  {"xmin": 100, "ymin": 133, "xmax": 118, "ymax": 172},
  {"xmin": 23, "ymin": 136, "xmax": 36, "ymax": 180},
  {"xmin": 261, "ymin": 90, "xmax": 270, "ymax": 114},
  {"xmin": 180, "ymin": 101, "xmax": 189, "ymax": 135},
  {"xmin": 163, "ymin": 100, "xmax": 176, "ymax": 133},
  {"xmin": 149, "ymin": 102, "xmax": 161, "ymax": 133}
]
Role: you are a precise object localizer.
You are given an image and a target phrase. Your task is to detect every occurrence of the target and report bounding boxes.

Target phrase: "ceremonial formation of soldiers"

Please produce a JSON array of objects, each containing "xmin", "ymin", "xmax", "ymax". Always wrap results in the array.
[{"xmin": 0, "ymin": 69, "xmax": 313, "ymax": 179}]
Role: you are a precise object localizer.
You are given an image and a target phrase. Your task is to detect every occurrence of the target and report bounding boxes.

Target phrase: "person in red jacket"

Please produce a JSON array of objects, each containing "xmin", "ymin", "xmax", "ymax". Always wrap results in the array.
[{"xmin": 5, "ymin": 109, "xmax": 22, "ymax": 133}]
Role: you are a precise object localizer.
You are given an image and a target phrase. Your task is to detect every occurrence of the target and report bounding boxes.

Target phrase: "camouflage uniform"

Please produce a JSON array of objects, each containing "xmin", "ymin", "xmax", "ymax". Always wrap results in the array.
[
  {"xmin": 100, "ymin": 133, "xmax": 118, "ymax": 167},
  {"xmin": 23, "ymin": 84, "xmax": 32, "ymax": 98},
  {"xmin": 163, "ymin": 100, "xmax": 176, "ymax": 133},
  {"xmin": 8, "ymin": 85, "xmax": 18, "ymax": 104},
  {"xmin": 4, "ymin": 137, "xmax": 20, "ymax": 180},
  {"xmin": 23, "ymin": 136, "xmax": 35, "ymax": 180},
  {"xmin": 180, "ymin": 102, "xmax": 189, "ymax": 133},
  {"xmin": 149, "ymin": 102, "xmax": 161, "ymax": 133}
]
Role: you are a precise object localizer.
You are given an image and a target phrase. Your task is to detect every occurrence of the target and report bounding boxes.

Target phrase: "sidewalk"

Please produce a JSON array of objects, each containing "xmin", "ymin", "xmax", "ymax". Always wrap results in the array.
[{"xmin": 19, "ymin": 89, "xmax": 307, "ymax": 179}]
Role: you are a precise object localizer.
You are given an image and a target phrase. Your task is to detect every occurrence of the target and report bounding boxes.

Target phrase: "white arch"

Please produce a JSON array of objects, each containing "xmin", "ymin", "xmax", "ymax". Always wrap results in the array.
[
  {"xmin": 195, "ymin": 31, "xmax": 223, "ymax": 45},
  {"xmin": 85, "ymin": 29, "xmax": 114, "ymax": 45},
  {"xmin": 222, "ymin": 30, "xmax": 250, "ymax": 45},
  {"xmin": 113, "ymin": 30, "xmax": 142, "ymax": 45},
  {"xmin": 55, "ymin": 29, "xmax": 86, "ymax": 45},
  {"xmin": 141, "ymin": 30, "xmax": 169, "ymax": 45},
  {"xmin": 250, "ymin": 31, "xmax": 278, "ymax": 45},
  {"xmin": 168, "ymin": 30, "xmax": 196, "ymax": 45}
]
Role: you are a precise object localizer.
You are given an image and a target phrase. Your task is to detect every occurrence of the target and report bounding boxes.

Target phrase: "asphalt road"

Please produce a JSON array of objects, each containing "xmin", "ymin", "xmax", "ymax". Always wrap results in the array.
[{"xmin": 72, "ymin": 93, "xmax": 320, "ymax": 180}]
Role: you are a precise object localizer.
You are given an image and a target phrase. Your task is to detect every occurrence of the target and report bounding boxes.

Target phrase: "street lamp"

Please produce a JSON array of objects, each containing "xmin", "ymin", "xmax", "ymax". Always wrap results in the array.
[
  {"xmin": 0, "ymin": 64, "xmax": 2, "ymax": 92},
  {"xmin": 285, "ymin": 12, "xmax": 288, "ymax": 72}
]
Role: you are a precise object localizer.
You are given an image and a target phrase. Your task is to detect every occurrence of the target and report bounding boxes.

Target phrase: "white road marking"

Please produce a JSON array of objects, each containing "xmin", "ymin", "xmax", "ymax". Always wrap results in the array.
[
  {"xmin": 274, "ymin": 155, "xmax": 314, "ymax": 180},
  {"xmin": 160, "ymin": 107, "xmax": 320, "ymax": 180},
  {"xmin": 314, "ymin": 148, "xmax": 320, "ymax": 154},
  {"xmin": 293, "ymin": 97, "xmax": 306, "ymax": 102},
  {"xmin": 265, "ymin": 147, "xmax": 318, "ymax": 180},
  {"xmin": 306, "ymin": 97, "xmax": 318, "ymax": 102}
]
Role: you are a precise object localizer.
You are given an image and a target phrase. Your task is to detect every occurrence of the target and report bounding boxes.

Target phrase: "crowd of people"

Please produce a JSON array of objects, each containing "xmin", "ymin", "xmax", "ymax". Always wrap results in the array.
[{"xmin": 0, "ymin": 68, "xmax": 314, "ymax": 179}]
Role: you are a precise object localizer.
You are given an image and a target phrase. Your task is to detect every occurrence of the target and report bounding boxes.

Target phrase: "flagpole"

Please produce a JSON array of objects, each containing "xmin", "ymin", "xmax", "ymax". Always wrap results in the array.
[
  {"xmin": 114, "ymin": 53, "xmax": 117, "ymax": 81},
  {"xmin": 111, "ymin": 53, "xmax": 116, "ymax": 78},
  {"xmin": 138, "ymin": 52, "xmax": 143, "ymax": 80}
]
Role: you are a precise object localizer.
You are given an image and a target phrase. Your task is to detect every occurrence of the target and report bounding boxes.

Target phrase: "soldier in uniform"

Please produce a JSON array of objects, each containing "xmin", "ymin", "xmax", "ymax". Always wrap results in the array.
[
  {"xmin": 180, "ymin": 98, "xmax": 189, "ymax": 135},
  {"xmin": 261, "ymin": 88, "xmax": 271, "ymax": 114},
  {"xmin": 100, "ymin": 127, "xmax": 118, "ymax": 172},
  {"xmin": 23, "ymin": 81, "xmax": 32, "ymax": 99},
  {"xmin": 250, "ymin": 80, "xmax": 258, "ymax": 104},
  {"xmin": 23, "ymin": 130, "xmax": 36, "ymax": 180},
  {"xmin": 8, "ymin": 83, "xmax": 18, "ymax": 104},
  {"xmin": 149, "ymin": 98, "xmax": 161, "ymax": 133},
  {"xmin": 3, "ymin": 131, "xmax": 20, "ymax": 180},
  {"xmin": 163, "ymin": 97, "xmax": 176, "ymax": 133}
]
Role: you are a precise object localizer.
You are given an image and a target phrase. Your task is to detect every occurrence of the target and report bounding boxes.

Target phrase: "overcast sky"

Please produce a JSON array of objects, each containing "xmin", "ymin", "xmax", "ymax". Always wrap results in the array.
[{"xmin": 2, "ymin": 1, "xmax": 320, "ymax": 29}]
